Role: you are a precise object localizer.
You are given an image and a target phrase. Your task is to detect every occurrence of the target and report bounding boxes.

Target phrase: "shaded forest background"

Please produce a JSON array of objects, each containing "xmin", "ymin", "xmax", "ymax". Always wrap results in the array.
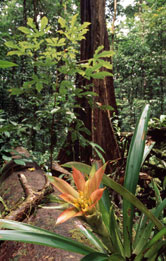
[{"xmin": 0, "ymin": 0, "xmax": 166, "ymax": 169}]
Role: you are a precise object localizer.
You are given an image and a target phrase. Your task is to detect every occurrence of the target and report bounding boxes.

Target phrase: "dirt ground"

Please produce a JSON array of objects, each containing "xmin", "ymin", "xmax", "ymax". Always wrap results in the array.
[
  {"xmin": 0, "ymin": 207, "xmax": 83, "ymax": 261},
  {"xmin": 0, "ymin": 163, "xmax": 84, "ymax": 261}
]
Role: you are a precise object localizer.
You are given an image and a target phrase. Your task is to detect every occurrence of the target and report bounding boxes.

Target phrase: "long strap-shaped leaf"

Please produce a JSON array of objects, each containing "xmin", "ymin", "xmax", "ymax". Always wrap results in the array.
[
  {"xmin": 81, "ymin": 252, "xmax": 109, "ymax": 261},
  {"xmin": 134, "ymin": 227, "xmax": 166, "ymax": 260},
  {"xmin": 0, "ymin": 219, "xmax": 95, "ymax": 255},
  {"xmin": 133, "ymin": 199, "xmax": 166, "ymax": 255},
  {"xmin": 102, "ymin": 175, "xmax": 163, "ymax": 230},
  {"xmin": 123, "ymin": 104, "xmax": 150, "ymax": 257},
  {"xmin": 64, "ymin": 162, "xmax": 163, "ymax": 230}
]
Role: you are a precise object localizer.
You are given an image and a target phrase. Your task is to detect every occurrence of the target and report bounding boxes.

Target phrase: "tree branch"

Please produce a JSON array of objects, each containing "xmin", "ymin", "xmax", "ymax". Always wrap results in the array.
[{"xmin": 4, "ymin": 173, "xmax": 53, "ymax": 221}]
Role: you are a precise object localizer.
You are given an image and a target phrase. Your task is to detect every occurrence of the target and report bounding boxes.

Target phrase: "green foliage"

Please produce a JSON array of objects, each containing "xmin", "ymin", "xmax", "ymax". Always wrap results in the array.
[
  {"xmin": 0, "ymin": 220, "xmax": 95, "ymax": 256},
  {"xmin": 114, "ymin": 2, "xmax": 166, "ymax": 130},
  {"xmin": 62, "ymin": 106, "xmax": 166, "ymax": 259},
  {"xmin": 149, "ymin": 115, "xmax": 166, "ymax": 129},
  {"xmin": 0, "ymin": 110, "xmax": 17, "ymax": 167},
  {"xmin": 1, "ymin": 13, "xmax": 114, "ymax": 165},
  {"xmin": 0, "ymin": 60, "xmax": 18, "ymax": 68},
  {"xmin": 78, "ymin": 46, "xmax": 113, "ymax": 80},
  {"xmin": 0, "ymin": 106, "xmax": 166, "ymax": 260},
  {"xmin": 123, "ymin": 105, "xmax": 150, "ymax": 256},
  {"xmin": 0, "ymin": 109, "xmax": 33, "ymax": 169}
]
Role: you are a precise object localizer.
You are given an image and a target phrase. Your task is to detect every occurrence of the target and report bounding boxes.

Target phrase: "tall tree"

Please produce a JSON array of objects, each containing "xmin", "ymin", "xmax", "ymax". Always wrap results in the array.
[
  {"xmin": 79, "ymin": 0, "xmax": 120, "ymax": 165},
  {"xmin": 58, "ymin": 0, "xmax": 121, "ymax": 166}
]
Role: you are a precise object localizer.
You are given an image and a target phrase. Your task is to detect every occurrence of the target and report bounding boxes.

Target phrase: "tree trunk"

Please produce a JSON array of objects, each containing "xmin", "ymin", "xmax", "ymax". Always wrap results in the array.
[
  {"xmin": 80, "ymin": 0, "xmax": 120, "ymax": 164},
  {"xmin": 58, "ymin": 0, "xmax": 121, "ymax": 167}
]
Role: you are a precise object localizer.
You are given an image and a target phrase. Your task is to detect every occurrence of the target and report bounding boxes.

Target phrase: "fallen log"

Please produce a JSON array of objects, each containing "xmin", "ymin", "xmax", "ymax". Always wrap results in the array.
[
  {"xmin": 0, "ymin": 147, "xmax": 53, "ymax": 218},
  {"xmin": 5, "ymin": 173, "xmax": 53, "ymax": 221}
]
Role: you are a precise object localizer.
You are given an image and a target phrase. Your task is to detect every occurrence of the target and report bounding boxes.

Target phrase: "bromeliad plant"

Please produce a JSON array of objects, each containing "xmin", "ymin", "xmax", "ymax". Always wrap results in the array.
[
  {"xmin": 51, "ymin": 166, "xmax": 106, "ymax": 225},
  {"xmin": 0, "ymin": 104, "xmax": 166, "ymax": 260},
  {"xmin": 51, "ymin": 164, "xmax": 115, "ymax": 251}
]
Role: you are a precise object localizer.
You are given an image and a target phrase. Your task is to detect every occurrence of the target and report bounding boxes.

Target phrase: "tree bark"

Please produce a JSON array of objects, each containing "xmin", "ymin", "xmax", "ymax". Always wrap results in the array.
[{"xmin": 80, "ymin": 0, "xmax": 120, "ymax": 165}]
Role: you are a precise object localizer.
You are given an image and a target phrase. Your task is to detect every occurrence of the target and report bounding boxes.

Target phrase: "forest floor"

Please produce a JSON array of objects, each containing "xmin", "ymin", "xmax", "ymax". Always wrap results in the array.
[
  {"xmin": 0, "ymin": 206, "xmax": 83, "ymax": 260},
  {"xmin": 0, "ymin": 163, "xmax": 84, "ymax": 261},
  {"xmin": 0, "ymin": 132, "xmax": 165, "ymax": 261}
]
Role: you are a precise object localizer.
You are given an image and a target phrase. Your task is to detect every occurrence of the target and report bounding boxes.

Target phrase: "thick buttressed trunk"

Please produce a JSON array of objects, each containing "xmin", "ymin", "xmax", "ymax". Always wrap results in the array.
[{"xmin": 80, "ymin": 0, "xmax": 120, "ymax": 165}]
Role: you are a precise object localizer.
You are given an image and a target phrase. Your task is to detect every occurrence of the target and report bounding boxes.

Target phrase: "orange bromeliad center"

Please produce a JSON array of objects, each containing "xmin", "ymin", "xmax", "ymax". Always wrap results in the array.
[
  {"xmin": 73, "ymin": 191, "xmax": 92, "ymax": 213},
  {"xmin": 51, "ymin": 165, "xmax": 106, "ymax": 225}
]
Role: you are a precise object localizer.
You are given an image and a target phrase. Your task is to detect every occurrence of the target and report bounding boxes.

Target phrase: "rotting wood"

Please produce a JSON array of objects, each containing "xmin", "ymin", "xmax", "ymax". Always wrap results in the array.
[{"xmin": 4, "ymin": 173, "xmax": 53, "ymax": 221}]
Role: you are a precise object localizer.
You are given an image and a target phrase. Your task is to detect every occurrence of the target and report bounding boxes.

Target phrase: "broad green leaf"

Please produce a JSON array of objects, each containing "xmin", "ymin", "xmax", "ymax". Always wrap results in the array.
[
  {"xmin": 27, "ymin": 18, "xmax": 36, "ymax": 29},
  {"xmin": 124, "ymin": 104, "xmax": 150, "ymax": 193},
  {"xmin": 94, "ymin": 46, "xmax": 104, "ymax": 56},
  {"xmin": 7, "ymin": 51, "xmax": 23, "ymax": 56},
  {"xmin": 95, "ymin": 50, "xmax": 114, "ymax": 59},
  {"xmin": 0, "ymin": 219, "xmax": 55, "ymax": 233},
  {"xmin": 58, "ymin": 17, "xmax": 66, "ymax": 28},
  {"xmin": 36, "ymin": 82, "xmax": 43, "ymax": 93},
  {"xmin": 14, "ymin": 159, "xmax": 26, "ymax": 166},
  {"xmin": 0, "ymin": 60, "xmax": 18, "ymax": 68},
  {"xmin": 89, "ymin": 164, "xmax": 96, "ymax": 178},
  {"xmin": 123, "ymin": 104, "xmax": 150, "ymax": 257},
  {"xmin": 0, "ymin": 125, "xmax": 15, "ymax": 133},
  {"xmin": 9, "ymin": 88, "xmax": 24, "ymax": 95},
  {"xmin": 57, "ymin": 38, "xmax": 66, "ymax": 46},
  {"xmin": 90, "ymin": 63, "xmax": 101, "ymax": 72},
  {"xmin": 4, "ymin": 131, "xmax": 10, "ymax": 137},
  {"xmin": 102, "ymin": 61, "xmax": 112, "ymax": 70},
  {"xmin": 5, "ymin": 41, "xmax": 19, "ymax": 49},
  {"xmin": 57, "ymin": 29, "xmax": 64, "ymax": 35},
  {"xmin": 62, "ymin": 162, "xmax": 91, "ymax": 175},
  {"xmin": 81, "ymin": 22, "xmax": 91, "ymax": 29},
  {"xmin": 91, "ymin": 71, "xmax": 113, "ymax": 79},
  {"xmin": 71, "ymin": 14, "xmax": 78, "ymax": 28},
  {"xmin": 18, "ymin": 27, "xmax": 32, "ymax": 34},
  {"xmin": 44, "ymin": 26, "xmax": 51, "ymax": 33},
  {"xmin": 40, "ymin": 16, "xmax": 48, "ymax": 30},
  {"xmin": 2, "ymin": 155, "xmax": 12, "ymax": 161},
  {"xmin": 19, "ymin": 41, "xmax": 34, "ymax": 50},
  {"xmin": 100, "ymin": 105, "xmax": 114, "ymax": 111}
]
